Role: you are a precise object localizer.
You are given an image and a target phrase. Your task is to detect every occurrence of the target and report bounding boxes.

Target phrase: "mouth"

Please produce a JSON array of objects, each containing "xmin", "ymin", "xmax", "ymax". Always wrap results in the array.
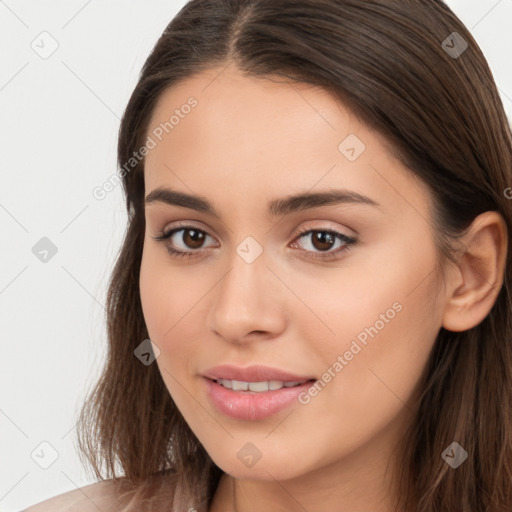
[
  {"xmin": 203, "ymin": 376, "xmax": 318, "ymax": 421},
  {"xmin": 207, "ymin": 377, "xmax": 315, "ymax": 393},
  {"xmin": 201, "ymin": 364, "xmax": 316, "ymax": 384}
]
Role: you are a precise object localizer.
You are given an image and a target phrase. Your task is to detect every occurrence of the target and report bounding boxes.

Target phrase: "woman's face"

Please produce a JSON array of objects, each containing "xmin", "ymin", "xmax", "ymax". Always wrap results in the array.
[{"xmin": 139, "ymin": 63, "xmax": 446, "ymax": 484}]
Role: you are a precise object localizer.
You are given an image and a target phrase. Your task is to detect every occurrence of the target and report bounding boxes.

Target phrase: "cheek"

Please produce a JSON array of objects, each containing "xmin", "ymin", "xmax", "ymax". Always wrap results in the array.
[
  {"xmin": 139, "ymin": 243, "xmax": 200, "ymax": 341},
  {"xmin": 282, "ymin": 235, "xmax": 438, "ymax": 352},
  {"xmin": 139, "ymin": 244, "xmax": 211, "ymax": 387},
  {"xmin": 317, "ymin": 292, "xmax": 438, "ymax": 460},
  {"xmin": 139, "ymin": 251, "xmax": 191, "ymax": 403},
  {"xmin": 139, "ymin": 251, "xmax": 167, "ymax": 339},
  {"xmin": 291, "ymin": 238, "xmax": 440, "ymax": 426}
]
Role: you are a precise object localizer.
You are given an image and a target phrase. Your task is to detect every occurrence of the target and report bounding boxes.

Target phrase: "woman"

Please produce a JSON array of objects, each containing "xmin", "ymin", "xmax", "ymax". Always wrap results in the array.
[{"xmin": 26, "ymin": 0, "xmax": 512, "ymax": 510}]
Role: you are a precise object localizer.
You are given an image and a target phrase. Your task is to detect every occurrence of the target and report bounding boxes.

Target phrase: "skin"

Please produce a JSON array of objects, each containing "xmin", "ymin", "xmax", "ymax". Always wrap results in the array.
[{"xmin": 139, "ymin": 63, "xmax": 507, "ymax": 512}]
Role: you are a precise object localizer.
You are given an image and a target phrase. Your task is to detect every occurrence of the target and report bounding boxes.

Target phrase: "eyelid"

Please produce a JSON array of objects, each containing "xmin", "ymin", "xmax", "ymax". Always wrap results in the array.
[
  {"xmin": 154, "ymin": 221, "xmax": 354, "ymax": 243},
  {"xmin": 153, "ymin": 221, "xmax": 219, "ymax": 247},
  {"xmin": 152, "ymin": 220, "xmax": 358, "ymax": 261},
  {"xmin": 290, "ymin": 221, "xmax": 356, "ymax": 240},
  {"xmin": 290, "ymin": 224, "xmax": 357, "ymax": 260},
  {"xmin": 156, "ymin": 220, "xmax": 212, "ymax": 239}
]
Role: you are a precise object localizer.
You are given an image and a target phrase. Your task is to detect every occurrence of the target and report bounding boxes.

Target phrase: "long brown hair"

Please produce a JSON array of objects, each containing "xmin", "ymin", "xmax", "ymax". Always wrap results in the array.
[{"xmin": 76, "ymin": 1, "xmax": 512, "ymax": 510}]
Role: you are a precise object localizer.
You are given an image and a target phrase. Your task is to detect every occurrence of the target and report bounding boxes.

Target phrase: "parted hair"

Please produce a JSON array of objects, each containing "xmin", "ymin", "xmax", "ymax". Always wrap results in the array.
[{"xmin": 76, "ymin": 1, "xmax": 512, "ymax": 510}]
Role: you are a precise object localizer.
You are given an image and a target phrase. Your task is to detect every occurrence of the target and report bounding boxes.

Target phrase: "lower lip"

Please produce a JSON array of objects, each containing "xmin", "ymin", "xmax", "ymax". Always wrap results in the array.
[{"xmin": 203, "ymin": 377, "xmax": 316, "ymax": 421}]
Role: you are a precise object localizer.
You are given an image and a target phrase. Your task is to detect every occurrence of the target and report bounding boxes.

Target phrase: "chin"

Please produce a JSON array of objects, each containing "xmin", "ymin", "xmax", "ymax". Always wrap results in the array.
[{"xmin": 207, "ymin": 448, "xmax": 308, "ymax": 482}]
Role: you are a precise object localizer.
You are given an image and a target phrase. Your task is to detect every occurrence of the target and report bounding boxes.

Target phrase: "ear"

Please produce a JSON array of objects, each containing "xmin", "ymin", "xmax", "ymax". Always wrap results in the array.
[{"xmin": 442, "ymin": 211, "xmax": 508, "ymax": 332}]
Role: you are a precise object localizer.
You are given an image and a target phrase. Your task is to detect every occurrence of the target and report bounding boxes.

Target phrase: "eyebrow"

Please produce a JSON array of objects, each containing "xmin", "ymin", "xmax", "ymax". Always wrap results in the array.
[{"xmin": 144, "ymin": 187, "xmax": 381, "ymax": 218}]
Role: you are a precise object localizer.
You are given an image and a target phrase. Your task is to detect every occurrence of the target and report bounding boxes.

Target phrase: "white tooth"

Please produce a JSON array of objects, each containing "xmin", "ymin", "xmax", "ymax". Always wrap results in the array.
[
  {"xmin": 222, "ymin": 380, "xmax": 303, "ymax": 392},
  {"xmin": 248, "ymin": 381, "xmax": 269, "ymax": 392},
  {"xmin": 219, "ymin": 379, "xmax": 232, "ymax": 389},
  {"xmin": 231, "ymin": 380, "xmax": 249, "ymax": 391},
  {"xmin": 269, "ymin": 380, "xmax": 285, "ymax": 390}
]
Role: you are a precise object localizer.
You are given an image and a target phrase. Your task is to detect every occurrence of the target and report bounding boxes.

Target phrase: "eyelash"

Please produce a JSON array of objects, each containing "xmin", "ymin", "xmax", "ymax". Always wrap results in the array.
[{"xmin": 152, "ymin": 223, "xmax": 358, "ymax": 262}]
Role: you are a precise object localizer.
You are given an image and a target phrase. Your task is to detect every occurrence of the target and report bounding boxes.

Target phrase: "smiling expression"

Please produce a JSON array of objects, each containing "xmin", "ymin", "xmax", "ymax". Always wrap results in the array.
[{"xmin": 139, "ymin": 63, "xmax": 446, "ymax": 485}]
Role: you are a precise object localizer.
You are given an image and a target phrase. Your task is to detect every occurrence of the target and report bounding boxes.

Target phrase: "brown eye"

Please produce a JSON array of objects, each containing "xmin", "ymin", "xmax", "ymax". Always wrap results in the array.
[
  {"xmin": 181, "ymin": 228, "xmax": 206, "ymax": 249},
  {"xmin": 291, "ymin": 228, "xmax": 357, "ymax": 261},
  {"xmin": 310, "ymin": 231, "xmax": 336, "ymax": 251},
  {"xmin": 152, "ymin": 226, "xmax": 217, "ymax": 258}
]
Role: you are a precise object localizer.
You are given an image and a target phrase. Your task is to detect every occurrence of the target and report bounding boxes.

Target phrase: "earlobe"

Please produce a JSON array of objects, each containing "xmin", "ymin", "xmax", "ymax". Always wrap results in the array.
[{"xmin": 441, "ymin": 211, "xmax": 508, "ymax": 333}]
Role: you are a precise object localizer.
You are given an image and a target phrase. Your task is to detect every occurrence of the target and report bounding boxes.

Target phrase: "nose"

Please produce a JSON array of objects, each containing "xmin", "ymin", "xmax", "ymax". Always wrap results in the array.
[{"xmin": 207, "ymin": 246, "xmax": 287, "ymax": 344}]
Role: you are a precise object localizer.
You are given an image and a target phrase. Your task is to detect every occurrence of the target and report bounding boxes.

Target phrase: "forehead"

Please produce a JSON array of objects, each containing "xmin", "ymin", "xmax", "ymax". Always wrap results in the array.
[
  {"xmin": 142, "ymin": 64, "xmax": 429, "ymax": 220},
  {"xmin": 147, "ymin": 63, "xmax": 353, "ymax": 136}
]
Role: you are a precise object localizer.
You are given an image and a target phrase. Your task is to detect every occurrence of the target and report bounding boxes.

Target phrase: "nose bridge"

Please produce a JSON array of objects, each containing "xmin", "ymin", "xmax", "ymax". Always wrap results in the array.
[{"xmin": 208, "ymin": 239, "xmax": 285, "ymax": 341}]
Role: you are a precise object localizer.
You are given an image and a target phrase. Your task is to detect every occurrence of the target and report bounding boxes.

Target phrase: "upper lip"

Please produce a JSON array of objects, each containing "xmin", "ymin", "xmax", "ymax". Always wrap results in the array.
[{"xmin": 202, "ymin": 364, "xmax": 316, "ymax": 383}]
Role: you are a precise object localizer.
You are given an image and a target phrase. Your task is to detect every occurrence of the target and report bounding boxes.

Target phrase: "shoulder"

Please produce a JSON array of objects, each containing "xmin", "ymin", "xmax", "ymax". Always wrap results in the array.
[
  {"xmin": 23, "ymin": 479, "xmax": 133, "ymax": 512},
  {"xmin": 23, "ymin": 473, "xmax": 179, "ymax": 512}
]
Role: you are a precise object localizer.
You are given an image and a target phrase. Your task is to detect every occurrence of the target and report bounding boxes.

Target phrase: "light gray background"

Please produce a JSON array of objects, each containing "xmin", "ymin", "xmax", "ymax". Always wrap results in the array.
[{"xmin": 1, "ymin": 1, "xmax": 511, "ymax": 510}]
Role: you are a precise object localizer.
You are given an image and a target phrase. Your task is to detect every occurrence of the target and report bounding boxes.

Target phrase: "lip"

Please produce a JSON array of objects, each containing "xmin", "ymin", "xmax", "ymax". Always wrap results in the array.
[
  {"xmin": 201, "ymin": 364, "xmax": 317, "ymax": 421},
  {"xmin": 201, "ymin": 364, "xmax": 316, "ymax": 382},
  {"xmin": 203, "ymin": 377, "xmax": 317, "ymax": 421}
]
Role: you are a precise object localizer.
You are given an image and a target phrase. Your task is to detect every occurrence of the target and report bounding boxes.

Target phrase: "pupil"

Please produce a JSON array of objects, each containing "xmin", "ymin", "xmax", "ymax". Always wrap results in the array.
[
  {"xmin": 313, "ymin": 232, "xmax": 334, "ymax": 251},
  {"xmin": 185, "ymin": 229, "xmax": 204, "ymax": 249}
]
